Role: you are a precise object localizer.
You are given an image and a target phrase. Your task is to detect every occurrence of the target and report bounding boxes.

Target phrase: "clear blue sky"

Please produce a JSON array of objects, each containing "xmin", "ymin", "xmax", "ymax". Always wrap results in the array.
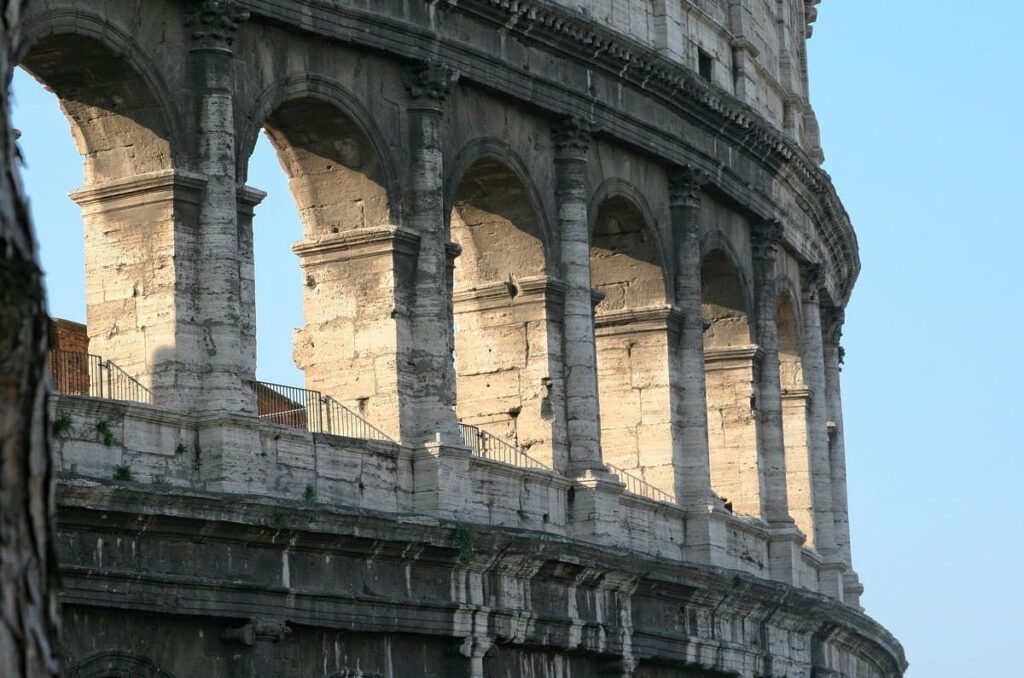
[{"xmin": 11, "ymin": 3, "xmax": 1023, "ymax": 675}]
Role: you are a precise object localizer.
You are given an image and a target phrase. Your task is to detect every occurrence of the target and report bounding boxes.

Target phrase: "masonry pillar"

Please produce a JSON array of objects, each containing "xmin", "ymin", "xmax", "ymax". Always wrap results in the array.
[
  {"xmin": 668, "ymin": 166, "xmax": 729, "ymax": 564},
  {"xmin": 553, "ymin": 117, "xmax": 605, "ymax": 476},
  {"xmin": 799, "ymin": 263, "xmax": 843, "ymax": 597},
  {"xmin": 822, "ymin": 306, "xmax": 864, "ymax": 608},
  {"xmin": 403, "ymin": 63, "xmax": 462, "ymax": 447},
  {"xmin": 668, "ymin": 166, "xmax": 714, "ymax": 507},
  {"xmin": 750, "ymin": 219, "xmax": 790, "ymax": 523},
  {"xmin": 185, "ymin": 0, "xmax": 253, "ymax": 415},
  {"xmin": 751, "ymin": 219, "xmax": 803, "ymax": 583},
  {"xmin": 70, "ymin": 171, "xmax": 205, "ymax": 408}
]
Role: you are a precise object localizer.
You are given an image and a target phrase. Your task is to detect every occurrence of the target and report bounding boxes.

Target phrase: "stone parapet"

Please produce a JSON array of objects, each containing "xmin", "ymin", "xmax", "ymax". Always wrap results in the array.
[{"xmin": 55, "ymin": 480, "xmax": 908, "ymax": 677}]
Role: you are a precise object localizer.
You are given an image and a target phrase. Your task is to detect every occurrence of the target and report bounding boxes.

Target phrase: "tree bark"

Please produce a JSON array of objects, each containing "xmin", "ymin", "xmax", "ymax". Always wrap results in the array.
[{"xmin": 0, "ymin": 0, "xmax": 63, "ymax": 674}]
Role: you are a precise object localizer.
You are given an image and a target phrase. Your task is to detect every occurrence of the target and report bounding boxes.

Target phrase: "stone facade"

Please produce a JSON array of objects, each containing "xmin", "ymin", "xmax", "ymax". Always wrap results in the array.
[{"xmin": 20, "ymin": 0, "xmax": 902, "ymax": 675}]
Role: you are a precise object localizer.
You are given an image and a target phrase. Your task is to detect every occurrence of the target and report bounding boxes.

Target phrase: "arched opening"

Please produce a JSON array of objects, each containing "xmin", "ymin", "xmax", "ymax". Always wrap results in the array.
[
  {"xmin": 449, "ymin": 157, "xmax": 565, "ymax": 468},
  {"xmin": 250, "ymin": 95, "xmax": 401, "ymax": 438},
  {"xmin": 16, "ymin": 33, "xmax": 178, "ymax": 405},
  {"xmin": 701, "ymin": 248, "xmax": 765, "ymax": 517},
  {"xmin": 778, "ymin": 291, "xmax": 816, "ymax": 544},
  {"xmin": 590, "ymin": 195, "xmax": 676, "ymax": 496}
]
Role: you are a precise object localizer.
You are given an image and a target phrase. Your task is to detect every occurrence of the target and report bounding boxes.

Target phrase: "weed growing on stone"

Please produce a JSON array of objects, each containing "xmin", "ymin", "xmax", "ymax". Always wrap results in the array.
[
  {"xmin": 454, "ymin": 525, "xmax": 474, "ymax": 565},
  {"xmin": 52, "ymin": 411, "xmax": 72, "ymax": 438},
  {"xmin": 95, "ymin": 419, "xmax": 115, "ymax": 447},
  {"xmin": 113, "ymin": 465, "xmax": 132, "ymax": 481}
]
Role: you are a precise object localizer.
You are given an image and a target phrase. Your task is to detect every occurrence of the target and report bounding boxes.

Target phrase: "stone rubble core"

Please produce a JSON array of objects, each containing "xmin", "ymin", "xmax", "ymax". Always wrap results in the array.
[{"xmin": 22, "ymin": 0, "xmax": 902, "ymax": 675}]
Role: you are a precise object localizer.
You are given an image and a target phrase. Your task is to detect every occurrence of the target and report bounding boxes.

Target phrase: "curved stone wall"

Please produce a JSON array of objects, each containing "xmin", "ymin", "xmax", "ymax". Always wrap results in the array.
[{"xmin": 20, "ymin": 0, "xmax": 903, "ymax": 675}]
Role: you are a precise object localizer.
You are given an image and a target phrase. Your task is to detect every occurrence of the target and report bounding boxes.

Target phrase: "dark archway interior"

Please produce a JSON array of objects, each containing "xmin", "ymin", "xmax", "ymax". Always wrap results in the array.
[
  {"xmin": 263, "ymin": 97, "xmax": 389, "ymax": 238},
  {"xmin": 591, "ymin": 196, "xmax": 666, "ymax": 311},
  {"xmin": 701, "ymin": 249, "xmax": 751, "ymax": 347}
]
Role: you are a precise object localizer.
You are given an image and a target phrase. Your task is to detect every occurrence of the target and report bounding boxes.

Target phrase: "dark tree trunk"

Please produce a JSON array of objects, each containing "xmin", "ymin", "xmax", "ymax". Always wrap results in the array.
[{"xmin": 0, "ymin": 0, "xmax": 63, "ymax": 675}]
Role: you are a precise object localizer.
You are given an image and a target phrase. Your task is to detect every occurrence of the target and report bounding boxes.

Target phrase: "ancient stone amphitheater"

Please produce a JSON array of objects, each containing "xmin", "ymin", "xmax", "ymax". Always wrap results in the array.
[{"xmin": 23, "ymin": 0, "xmax": 906, "ymax": 675}]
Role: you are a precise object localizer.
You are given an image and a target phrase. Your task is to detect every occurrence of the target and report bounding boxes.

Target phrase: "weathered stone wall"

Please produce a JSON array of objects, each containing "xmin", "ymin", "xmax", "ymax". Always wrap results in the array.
[{"xmin": 20, "ymin": 0, "xmax": 899, "ymax": 673}]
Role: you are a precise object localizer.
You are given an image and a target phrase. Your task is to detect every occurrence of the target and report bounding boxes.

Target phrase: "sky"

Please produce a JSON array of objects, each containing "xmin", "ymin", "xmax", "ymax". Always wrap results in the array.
[{"xmin": 10, "ymin": 2, "xmax": 1023, "ymax": 676}]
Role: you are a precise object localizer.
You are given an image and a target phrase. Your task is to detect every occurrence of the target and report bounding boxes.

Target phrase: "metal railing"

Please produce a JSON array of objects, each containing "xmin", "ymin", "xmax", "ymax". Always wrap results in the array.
[
  {"xmin": 322, "ymin": 395, "xmax": 393, "ymax": 442},
  {"xmin": 250, "ymin": 380, "xmax": 394, "ymax": 442},
  {"xmin": 459, "ymin": 423, "xmax": 550, "ymax": 470},
  {"xmin": 606, "ymin": 463, "xmax": 675, "ymax": 504},
  {"xmin": 49, "ymin": 348, "xmax": 153, "ymax": 404}
]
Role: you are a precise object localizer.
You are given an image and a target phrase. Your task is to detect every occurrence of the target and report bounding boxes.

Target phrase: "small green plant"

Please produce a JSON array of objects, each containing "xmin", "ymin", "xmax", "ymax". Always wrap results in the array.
[
  {"xmin": 112, "ymin": 465, "xmax": 132, "ymax": 482},
  {"xmin": 95, "ymin": 418, "xmax": 115, "ymax": 447},
  {"xmin": 52, "ymin": 411, "xmax": 72, "ymax": 438},
  {"xmin": 175, "ymin": 442, "xmax": 187, "ymax": 456},
  {"xmin": 454, "ymin": 524, "xmax": 474, "ymax": 566},
  {"xmin": 152, "ymin": 475, "xmax": 170, "ymax": 488},
  {"xmin": 303, "ymin": 485, "xmax": 316, "ymax": 503},
  {"xmin": 270, "ymin": 512, "xmax": 288, "ymax": 529}
]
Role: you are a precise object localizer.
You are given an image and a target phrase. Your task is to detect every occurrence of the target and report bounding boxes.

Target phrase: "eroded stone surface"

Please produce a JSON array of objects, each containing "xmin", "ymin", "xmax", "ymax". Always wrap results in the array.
[{"xmin": 26, "ymin": 0, "xmax": 897, "ymax": 674}]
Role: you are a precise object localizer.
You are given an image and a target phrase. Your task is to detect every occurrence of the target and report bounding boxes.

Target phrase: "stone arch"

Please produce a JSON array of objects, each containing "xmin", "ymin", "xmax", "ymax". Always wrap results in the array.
[
  {"xmin": 588, "ymin": 181, "xmax": 670, "ymax": 311},
  {"xmin": 16, "ymin": 14, "xmax": 187, "ymax": 402},
  {"xmin": 244, "ymin": 78, "xmax": 396, "ymax": 237},
  {"xmin": 241, "ymin": 78, "xmax": 406, "ymax": 438},
  {"xmin": 17, "ymin": 11, "xmax": 182, "ymax": 181},
  {"xmin": 701, "ymin": 242, "xmax": 764, "ymax": 517},
  {"xmin": 448, "ymin": 146, "xmax": 552, "ymax": 286},
  {"xmin": 700, "ymin": 244, "xmax": 754, "ymax": 349},
  {"xmin": 447, "ymin": 145, "xmax": 566, "ymax": 467},
  {"xmin": 778, "ymin": 286, "xmax": 815, "ymax": 542},
  {"xmin": 66, "ymin": 650, "xmax": 175, "ymax": 678},
  {"xmin": 777, "ymin": 285, "xmax": 805, "ymax": 390},
  {"xmin": 589, "ymin": 184, "xmax": 676, "ymax": 493}
]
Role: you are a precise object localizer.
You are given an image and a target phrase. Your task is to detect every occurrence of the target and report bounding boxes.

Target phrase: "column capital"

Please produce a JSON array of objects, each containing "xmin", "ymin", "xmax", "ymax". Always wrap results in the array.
[
  {"xmin": 821, "ymin": 306, "xmax": 845, "ymax": 346},
  {"xmin": 668, "ymin": 164, "xmax": 709, "ymax": 208},
  {"xmin": 551, "ymin": 115, "xmax": 592, "ymax": 160},
  {"xmin": 800, "ymin": 261, "xmax": 823, "ymax": 302},
  {"xmin": 751, "ymin": 218, "xmax": 784, "ymax": 262},
  {"xmin": 184, "ymin": 0, "xmax": 249, "ymax": 52},
  {"xmin": 403, "ymin": 62, "xmax": 459, "ymax": 109}
]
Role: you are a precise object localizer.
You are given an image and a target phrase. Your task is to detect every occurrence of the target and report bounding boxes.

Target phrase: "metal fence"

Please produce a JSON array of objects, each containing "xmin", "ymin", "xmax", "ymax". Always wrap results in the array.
[
  {"xmin": 459, "ymin": 423, "xmax": 550, "ymax": 470},
  {"xmin": 606, "ymin": 463, "xmax": 675, "ymax": 504},
  {"xmin": 250, "ymin": 380, "xmax": 394, "ymax": 442},
  {"xmin": 49, "ymin": 348, "xmax": 153, "ymax": 404}
]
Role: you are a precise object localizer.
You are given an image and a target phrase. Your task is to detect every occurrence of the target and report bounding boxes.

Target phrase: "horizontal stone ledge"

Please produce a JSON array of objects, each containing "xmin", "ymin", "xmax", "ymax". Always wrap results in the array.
[
  {"xmin": 54, "ymin": 482, "xmax": 906, "ymax": 673},
  {"xmin": 703, "ymin": 344, "xmax": 763, "ymax": 366},
  {"xmin": 69, "ymin": 169, "xmax": 206, "ymax": 209},
  {"xmin": 594, "ymin": 305, "xmax": 683, "ymax": 333},
  {"xmin": 291, "ymin": 226, "xmax": 421, "ymax": 262}
]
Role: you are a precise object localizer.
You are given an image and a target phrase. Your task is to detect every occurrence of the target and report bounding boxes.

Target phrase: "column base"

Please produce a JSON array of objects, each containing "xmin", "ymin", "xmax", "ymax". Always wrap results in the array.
[
  {"xmin": 766, "ymin": 521, "xmax": 806, "ymax": 586},
  {"xmin": 567, "ymin": 473, "xmax": 626, "ymax": 547},
  {"xmin": 196, "ymin": 414, "xmax": 265, "ymax": 494},
  {"xmin": 412, "ymin": 441, "xmax": 473, "ymax": 519},
  {"xmin": 817, "ymin": 555, "xmax": 847, "ymax": 600},
  {"xmin": 843, "ymin": 570, "xmax": 865, "ymax": 610},
  {"xmin": 682, "ymin": 502, "xmax": 732, "ymax": 566}
]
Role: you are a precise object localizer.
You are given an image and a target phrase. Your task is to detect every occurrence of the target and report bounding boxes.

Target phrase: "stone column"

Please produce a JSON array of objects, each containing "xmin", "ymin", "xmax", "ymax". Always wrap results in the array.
[
  {"xmin": 751, "ymin": 219, "xmax": 803, "ymax": 584},
  {"xmin": 822, "ymin": 307, "xmax": 864, "ymax": 608},
  {"xmin": 552, "ymin": 117, "xmax": 605, "ymax": 476},
  {"xmin": 403, "ymin": 63, "xmax": 462, "ymax": 447},
  {"xmin": 185, "ymin": 0, "xmax": 253, "ymax": 415},
  {"xmin": 668, "ymin": 166, "xmax": 714, "ymax": 507},
  {"xmin": 750, "ymin": 219, "xmax": 791, "ymax": 524},
  {"xmin": 800, "ymin": 263, "xmax": 843, "ymax": 597}
]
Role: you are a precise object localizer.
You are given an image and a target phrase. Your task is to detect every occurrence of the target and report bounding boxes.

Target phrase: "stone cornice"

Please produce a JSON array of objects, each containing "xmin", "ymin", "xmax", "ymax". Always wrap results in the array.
[
  {"xmin": 238, "ymin": 0, "xmax": 860, "ymax": 304},
  {"xmin": 291, "ymin": 226, "xmax": 420, "ymax": 263},
  {"xmin": 69, "ymin": 170, "xmax": 206, "ymax": 209},
  {"xmin": 594, "ymin": 305, "xmax": 683, "ymax": 333},
  {"xmin": 54, "ymin": 483, "xmax": 907, "ymax": 674},
  {"xmin": 704, "ymin": 344, "xmax": 763, "ymax": 367}
]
